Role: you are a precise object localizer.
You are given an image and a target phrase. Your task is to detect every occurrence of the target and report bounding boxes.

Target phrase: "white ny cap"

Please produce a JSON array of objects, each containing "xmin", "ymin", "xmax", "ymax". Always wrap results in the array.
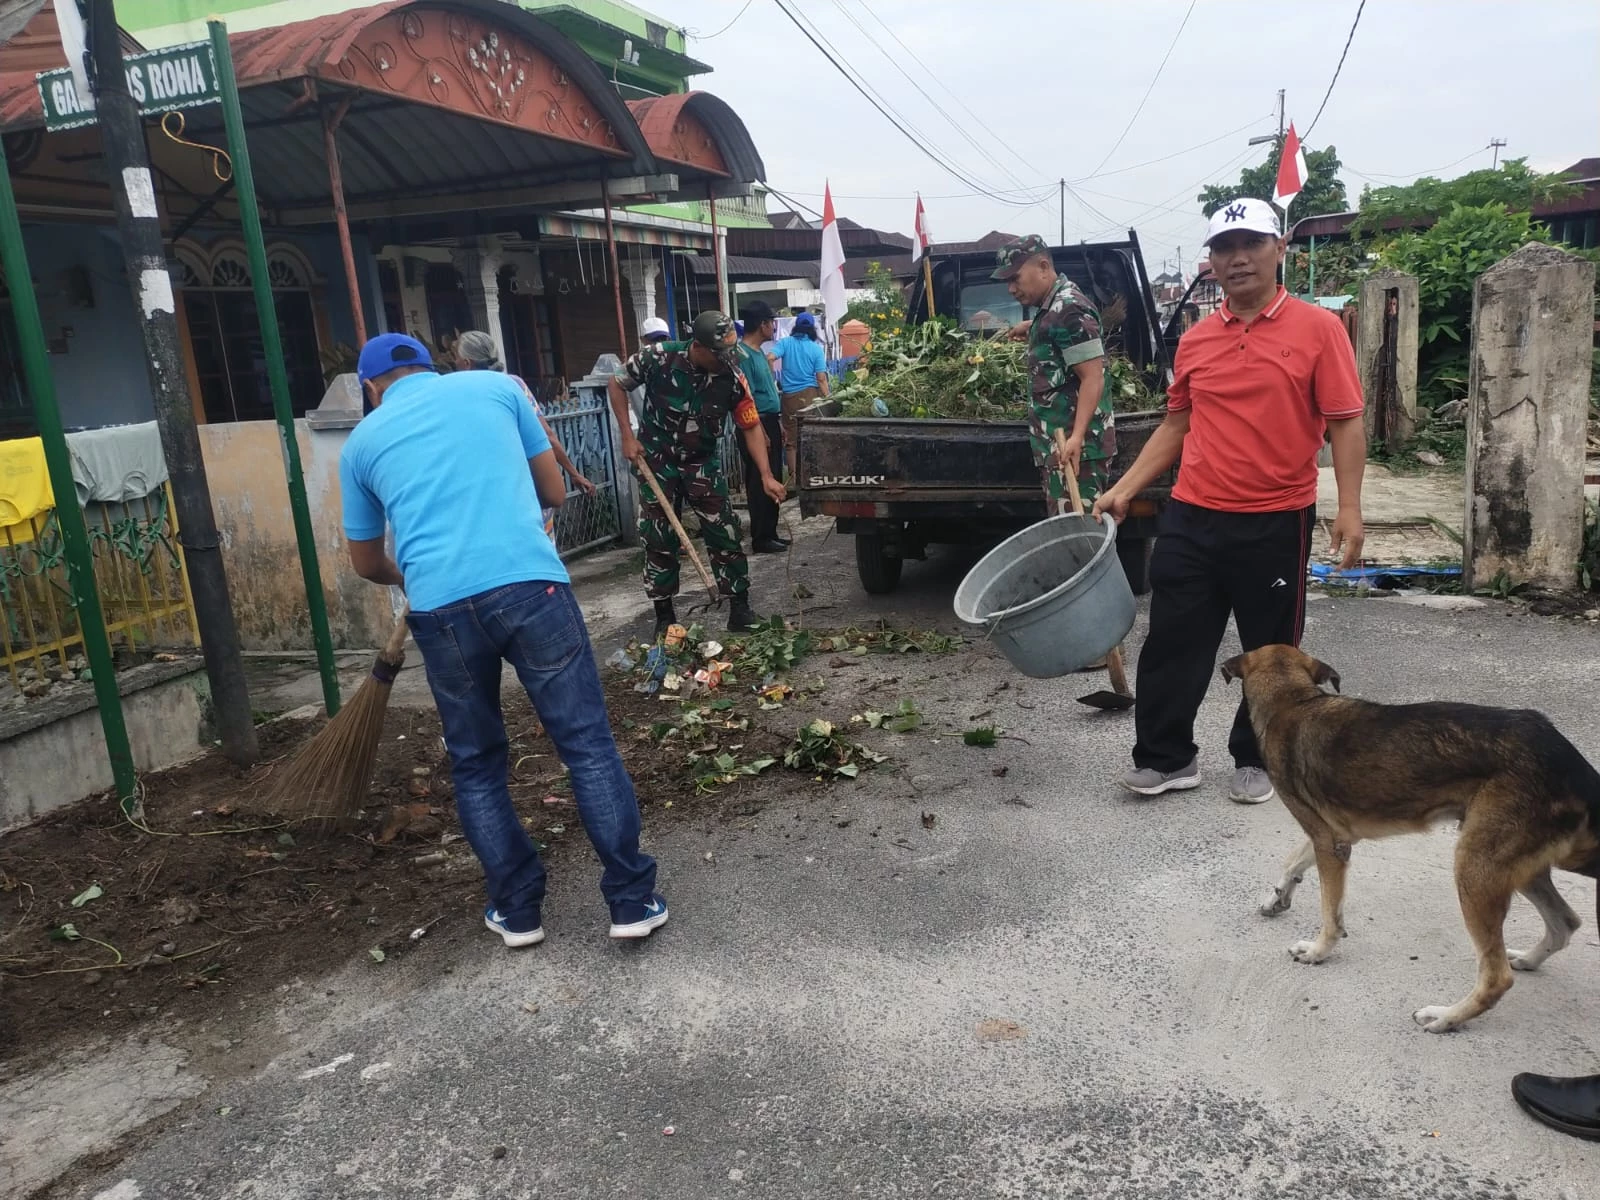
[
  {"xmin": 1203, "ymin": 197, "xmax": 1282, "ymax": 246},
  {"xmin": 640, "ymin": 316, "xmax": 670, "ymax": 339}
]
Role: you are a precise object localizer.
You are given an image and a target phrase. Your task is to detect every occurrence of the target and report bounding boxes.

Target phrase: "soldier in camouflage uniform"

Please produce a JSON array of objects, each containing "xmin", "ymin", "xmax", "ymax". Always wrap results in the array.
[
  {"xmin": 992, "ymin": 234, "xmax": 1115, "ymax": 504},
  {"xmin": 608, "ymin": 311, "xmax": 787, "ymax": 637}
]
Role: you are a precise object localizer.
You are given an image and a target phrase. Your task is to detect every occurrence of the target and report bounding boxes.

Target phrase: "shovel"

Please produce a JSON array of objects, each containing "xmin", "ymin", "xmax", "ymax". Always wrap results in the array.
[
  {"xmin": 1054, "ymin": 429, "xmax": 1135, "ymax": 712},
  {"xmin": 632, "ymin": 454, "xmax": 720, "ymax": 606}
]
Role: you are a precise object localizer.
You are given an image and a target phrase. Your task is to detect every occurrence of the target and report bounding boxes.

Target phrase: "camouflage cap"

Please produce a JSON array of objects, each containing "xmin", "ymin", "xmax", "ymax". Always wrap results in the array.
[
  {"xmin": 991, "ymin": 234, "xmax": 1052, "ymax": 281},
  {"xmin": 691, "ymin": 310, "xmax": 736, "ymax": 350}
]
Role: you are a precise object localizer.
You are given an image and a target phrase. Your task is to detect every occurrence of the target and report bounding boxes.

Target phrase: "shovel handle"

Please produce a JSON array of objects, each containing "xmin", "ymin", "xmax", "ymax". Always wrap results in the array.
[
  {"xmin": 1053, "ymin": 428, "xmax": 1087, "ymax": 518},
  {"xmin": 632, "ymin": 453, "xmax": 719, "ymax": 601}
]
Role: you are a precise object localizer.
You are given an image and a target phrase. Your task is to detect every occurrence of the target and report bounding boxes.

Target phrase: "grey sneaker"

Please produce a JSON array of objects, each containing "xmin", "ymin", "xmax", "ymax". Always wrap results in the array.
[
  {"xmin": 1229, "ymin": 766, "xmax": 1277, "ymax": 805},
  {"xmin": 1121, "ymin": 757, "xmax": 1201, "ymax": 797}
]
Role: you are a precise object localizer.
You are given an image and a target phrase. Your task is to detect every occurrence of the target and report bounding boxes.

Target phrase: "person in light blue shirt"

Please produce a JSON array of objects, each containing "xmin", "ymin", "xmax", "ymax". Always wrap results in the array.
[
  {"xmin": 340, "ymin": 333, "xmax": 667, "ymax": 949},
  {"xmin": 770, "ymin": 312, "xmax": 831, "ymax": 481}
]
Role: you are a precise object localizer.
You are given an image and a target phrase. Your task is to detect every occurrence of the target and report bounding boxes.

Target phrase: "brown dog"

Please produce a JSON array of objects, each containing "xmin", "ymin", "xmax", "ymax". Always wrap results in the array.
[{"xmin": 1220, "ymin": 644, "xmax": 1600, "ymax": 1033}]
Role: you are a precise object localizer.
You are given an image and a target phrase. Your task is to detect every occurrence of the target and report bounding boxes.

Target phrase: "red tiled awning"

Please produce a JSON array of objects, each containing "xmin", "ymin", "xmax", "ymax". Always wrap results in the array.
[{"xmin": 627, "ymin": 91, "xmax": 764, "ymax": 194}]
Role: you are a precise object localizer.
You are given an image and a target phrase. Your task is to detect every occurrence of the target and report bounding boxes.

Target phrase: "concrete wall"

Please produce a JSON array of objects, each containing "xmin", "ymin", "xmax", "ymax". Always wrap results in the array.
[
  {"xmin": 0, "ymin": 661, "xmax": 210, "ymax": 829},
  {"xmin": 199, "ymin": 419, "xmax": 392, "ymax": 651},
  {"xmin": 1355, "ymin": 269, "xmax": 1419, "ymax": 451},
  {"xmin": 24, "ymin": 223, "xmax": 159, "ymax": 430},
  {"xmin": 1463, "ymin": 243, "xmax": 1597, "ymax": 591}
]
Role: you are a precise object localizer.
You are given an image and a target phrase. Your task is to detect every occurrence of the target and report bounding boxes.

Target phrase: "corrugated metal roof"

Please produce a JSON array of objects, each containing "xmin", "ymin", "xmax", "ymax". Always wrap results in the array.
[
  {"xmin": 680, "ymin": 254, "xmax": 818, "ymax": 283},
  {"xmin": 726, "ymin": 223, "xmax": 913, "ymax": 261},
  {"xmin": 0, "ymin": 0, "xmax": 659, "ymax": 209},
  {"xmin": 627, "ymin": 91, "xmax": 763, "ymax": 185}
]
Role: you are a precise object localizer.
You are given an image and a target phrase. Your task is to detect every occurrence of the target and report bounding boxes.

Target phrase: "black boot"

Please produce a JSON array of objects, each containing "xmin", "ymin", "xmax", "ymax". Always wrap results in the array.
[
  {"xmin": 725, "ymin": 596, "xmax": 764, "ymax": 632},
  {"xmin": 653, "ymin": 598, "xmax": 677, "ymax": 641}
]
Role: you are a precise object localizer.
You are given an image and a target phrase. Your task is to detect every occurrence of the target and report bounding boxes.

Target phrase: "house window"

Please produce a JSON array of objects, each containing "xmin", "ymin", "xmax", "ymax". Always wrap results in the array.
[{"xmin": 175, "ymin": 244, "xmax": 326, "ymax": 423}]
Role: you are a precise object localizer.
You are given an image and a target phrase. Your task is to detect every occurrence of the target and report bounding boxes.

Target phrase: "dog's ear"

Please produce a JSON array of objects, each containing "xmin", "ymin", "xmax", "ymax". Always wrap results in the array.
[
  {"xmin": 1219, "ymin": 655, "xmax": 1244, "ymax": 686},
  {"xmin": 1310, "ymin": 658, "xmax": 1341, "ymax": 693}
]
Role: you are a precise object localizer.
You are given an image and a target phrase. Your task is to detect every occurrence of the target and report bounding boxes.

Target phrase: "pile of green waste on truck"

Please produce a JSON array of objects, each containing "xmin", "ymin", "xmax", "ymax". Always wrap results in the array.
[{"xmin": 833, "ymin": 315, "xmax": 1161, "ymax": 422}]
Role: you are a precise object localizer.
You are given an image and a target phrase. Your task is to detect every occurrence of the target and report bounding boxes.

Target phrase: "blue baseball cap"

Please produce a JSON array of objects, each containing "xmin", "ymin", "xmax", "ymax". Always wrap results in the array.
[
  {"xmin": 793, "ymin": 312, "xmax": 817, "ymax": 330},
  {"xmin": 357, "ymin": 333, "xmax": 434, "ymax": 382}
]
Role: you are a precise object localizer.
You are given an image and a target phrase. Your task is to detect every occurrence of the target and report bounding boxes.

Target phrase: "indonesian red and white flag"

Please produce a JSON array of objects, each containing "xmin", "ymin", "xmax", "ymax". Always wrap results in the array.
[
  {"xmin": 1273, "ymin": 122, "xmax": 1308, "ymax": 211},
  {"xmin": 819, "ymin": 181, "xmax": 847, "ymax": 338},
  {"xmin": 911, "ymin": 194, "xmax": 933, "ymax": 263}
]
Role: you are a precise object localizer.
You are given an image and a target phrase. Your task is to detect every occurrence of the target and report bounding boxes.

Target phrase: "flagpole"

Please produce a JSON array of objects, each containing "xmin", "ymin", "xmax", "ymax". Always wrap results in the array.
[{"xmin": 922, "ymin": 253, "xmax": 936, "ymax": 319}]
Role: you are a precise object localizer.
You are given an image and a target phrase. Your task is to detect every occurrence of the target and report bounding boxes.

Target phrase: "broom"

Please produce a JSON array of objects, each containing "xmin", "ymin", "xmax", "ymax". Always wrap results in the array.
[{"xmin": 266, "ymin": 604, "xmax": 410, "ymax": 828}]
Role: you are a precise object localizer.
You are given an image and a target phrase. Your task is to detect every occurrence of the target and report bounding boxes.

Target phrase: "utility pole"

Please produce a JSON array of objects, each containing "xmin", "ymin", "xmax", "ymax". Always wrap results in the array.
[
  {"xmin": 1490, "ymin": 137, "xmax": 1506, "ymax": 169},
  {"xmin": 1059, "ymin": 178, "xmax": 1065, "ymax": 246},
  {"xmin": 88, "ymin": 0, "xmax": 258, "ymax": 764}
]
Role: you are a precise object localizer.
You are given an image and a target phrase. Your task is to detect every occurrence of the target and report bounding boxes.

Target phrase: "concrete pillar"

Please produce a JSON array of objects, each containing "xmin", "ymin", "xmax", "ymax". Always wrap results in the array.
[
  {"xmin": 387, "ymin": 251, "xmax": 431, "ymax": 344},
  {"xmin": 1463, "ymin": 243, "xmax": 1596, "ymax": 591},
  {"xmin": 620, "ymin": 251, "xmax": 659, "ymax": 339},
  {"xmin": 454, "ymin": 241, "xmax": 506, "ymax": 364},
  {"xmin": 1355, "ymin": 269, "xmax": 1419, "ymax": 452}
]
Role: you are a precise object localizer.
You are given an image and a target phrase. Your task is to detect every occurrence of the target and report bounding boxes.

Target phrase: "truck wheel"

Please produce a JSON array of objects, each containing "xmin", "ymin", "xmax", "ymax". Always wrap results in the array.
[
  {"xmin": 1117, "ymin": 536, "xmax": 1152, "ymax": 596},
  {"xmin": 855, "ymin": 532, "xmax": 904, "ymax": 594}
]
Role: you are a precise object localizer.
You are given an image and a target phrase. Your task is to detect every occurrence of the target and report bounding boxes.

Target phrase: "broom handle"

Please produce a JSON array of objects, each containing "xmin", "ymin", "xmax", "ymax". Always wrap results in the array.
[
  {"xmin": 632, "ymin": 454, "xmax": 718, "ymax": 600},
  {"xmin": 1055, "ymin": 429, "xmax": 1132, "ymax": 697},
  {"xmin": 381, "ymin": 603, "xmax": 410, "ymax": 661}
]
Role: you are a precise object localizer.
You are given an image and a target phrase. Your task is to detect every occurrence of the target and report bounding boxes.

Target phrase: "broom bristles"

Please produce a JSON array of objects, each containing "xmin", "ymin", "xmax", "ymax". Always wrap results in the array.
[{"xmin": 265, "ymin": 652, "xmax": 403, "ymax": 828}]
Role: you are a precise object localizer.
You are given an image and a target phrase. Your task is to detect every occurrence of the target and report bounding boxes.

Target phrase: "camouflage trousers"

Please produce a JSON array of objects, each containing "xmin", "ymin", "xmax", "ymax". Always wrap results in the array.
[
  {"xmin": 1040, "ymin": 455, "xmax": 1110, "ymax": 506},
  {"xmin": 637, "ymin": 453, "xmax": 749, "ymax": 600}
]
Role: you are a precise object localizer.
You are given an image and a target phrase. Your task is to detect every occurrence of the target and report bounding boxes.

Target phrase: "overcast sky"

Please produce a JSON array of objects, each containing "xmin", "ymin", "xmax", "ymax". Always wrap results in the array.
[{"xmin": 667, "ymin": 0, "xmax": 1600, "ymax": 274}]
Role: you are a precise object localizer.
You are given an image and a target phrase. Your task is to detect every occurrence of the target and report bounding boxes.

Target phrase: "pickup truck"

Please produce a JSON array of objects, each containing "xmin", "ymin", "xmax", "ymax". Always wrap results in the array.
[{"xmin": 798, "ymin": 233, "xmax": 1182, "ymax": 596}]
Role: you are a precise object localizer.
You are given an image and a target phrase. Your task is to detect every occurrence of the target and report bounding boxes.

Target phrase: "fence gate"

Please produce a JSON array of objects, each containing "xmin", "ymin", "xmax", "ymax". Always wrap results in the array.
[{"xmin": 535, "ymin": 381, "xmax": 624, "ymax": 558}]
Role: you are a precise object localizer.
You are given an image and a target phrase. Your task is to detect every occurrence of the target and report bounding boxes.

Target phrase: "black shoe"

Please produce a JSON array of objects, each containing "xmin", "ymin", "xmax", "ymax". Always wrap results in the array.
[
  {"xmin": 1511, "ymin": 1073, "xmax": 1600, "ymax": 1141},
  {"xmin": 652, "ymin": 598, "xmax": 677, "ymax": 641},
  {"xmin": 772, "ymin": 536, "xmax": 792, "ymax": 548},
  {"xmin": 752, "ymin": 538, "xmax": 787, "ymax": 554},
  {"xmin": 725, "ymin": 598, "xmax": 764, "ymax": 632}
]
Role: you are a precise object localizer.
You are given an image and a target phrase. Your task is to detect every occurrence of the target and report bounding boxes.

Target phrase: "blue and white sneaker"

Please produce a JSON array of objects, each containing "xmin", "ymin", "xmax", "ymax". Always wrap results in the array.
[
  {"xmin": 484, "ymin": 906, "xmax": 545, "ymax": 949},
  {"xmin": 609, "ymin": 894, "xmax": 669, "ymax": 940}
]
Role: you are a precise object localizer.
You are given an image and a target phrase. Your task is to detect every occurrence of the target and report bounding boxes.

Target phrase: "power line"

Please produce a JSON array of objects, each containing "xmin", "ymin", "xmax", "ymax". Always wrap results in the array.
[
  {"xmin": 689, "ymin": 0, "xmax": 754, "ymax": 40},
  {"xmin": 763, "ymin": 183, "xmax": 825, "ymax": 223},
  {"xmin": 770, "ymin": 0, "xmax": 1042, "ymax": 207},
  {"xmin": 1303, "ymin": 0, "xmax": 1366, "ymax": 138},
  {"xmin": 857, "ymin": 0, "xmax": 1037, "ymax": 181},
  {"xmin": 1081, "ymin": 142, "xmax": 1264, "ymax": 242},
  {"xmin": 1070, "ymin": 112, "xmax": 1275, "ymax": 184},
  {"xmin": 1082, "ymin": 0, "xmax": 1197, "ymax": 180},
  {"xmin": 827, "ymin": 0, "xmax": 1035, "ymax": 192},
  {"xmin": 1345, "ymin": 145, "xmax": 1490, "ymax": 181}
]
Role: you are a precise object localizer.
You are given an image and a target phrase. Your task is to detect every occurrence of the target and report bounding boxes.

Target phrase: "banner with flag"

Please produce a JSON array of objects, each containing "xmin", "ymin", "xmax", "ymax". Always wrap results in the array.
[
  {"xmin": 911, "ymin": 193, "xmax": 932, "ymax": 263},
  {"xmin": 819, "ymin": 181, "xmax": 847, "ymax": 344},
  {"xmin": 1273, "ymin": 122, "xmax": 1308, "ymax": 213}
]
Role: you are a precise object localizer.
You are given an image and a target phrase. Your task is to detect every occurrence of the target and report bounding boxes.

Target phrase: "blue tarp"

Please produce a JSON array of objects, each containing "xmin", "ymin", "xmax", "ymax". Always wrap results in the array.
[{"xmin": 1309, "ymin": 562, "xmax": 1462, "ymax": 587}]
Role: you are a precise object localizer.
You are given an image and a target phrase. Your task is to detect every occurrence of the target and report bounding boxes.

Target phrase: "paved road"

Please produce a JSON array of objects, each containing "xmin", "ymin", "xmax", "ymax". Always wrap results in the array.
[{"xmin": 43, "ymin": 519, "xmax": 1600, "ymax": 1199}]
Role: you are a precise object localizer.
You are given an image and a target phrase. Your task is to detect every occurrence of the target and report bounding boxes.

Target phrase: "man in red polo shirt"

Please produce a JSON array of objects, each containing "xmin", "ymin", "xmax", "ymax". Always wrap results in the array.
[{"xmin": 1093, "ymin": 197, "xmax": 1366, "ymax": 803}]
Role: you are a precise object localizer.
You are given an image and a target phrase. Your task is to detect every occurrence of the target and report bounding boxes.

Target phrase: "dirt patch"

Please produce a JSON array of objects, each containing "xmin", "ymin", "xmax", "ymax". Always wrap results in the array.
[{"xmin": 0, "ymin": 627, "xmax": 945, "ymax": 1067}]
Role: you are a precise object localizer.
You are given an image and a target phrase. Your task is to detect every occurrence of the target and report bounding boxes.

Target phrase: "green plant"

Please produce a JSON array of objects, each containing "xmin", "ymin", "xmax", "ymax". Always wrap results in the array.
[
  {"xmin": 843, "ymin": 261, "xmax": 907, "ymax": 343},
  {"xmin": 783, "ymin": 719, "xmax": 885, "ymax": 779},
  {"xmin": 729, "ymin": 617, "xmax": 813, "ymax": 678},
  {"xmin": 1348, "ymin": 159, "xmax": 1578, "ymax": 240},
  {"xmin": 1200, "ymin": 141, "xmax": 1347, "ymax": 219},
  {"xmin": 1377, "ymin": 203, "xmax": 1554, "ymax": 411}
]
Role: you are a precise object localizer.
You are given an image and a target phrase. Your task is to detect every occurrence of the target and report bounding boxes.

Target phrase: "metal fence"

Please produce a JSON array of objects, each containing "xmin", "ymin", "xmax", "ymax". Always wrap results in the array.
[
  {"xmin": 1, "ymin": 482, "xmax": 199, "ymax": 688},
  {"xmin": 536, "ymin": 381, "xmax": 625, "ymax": 559}
]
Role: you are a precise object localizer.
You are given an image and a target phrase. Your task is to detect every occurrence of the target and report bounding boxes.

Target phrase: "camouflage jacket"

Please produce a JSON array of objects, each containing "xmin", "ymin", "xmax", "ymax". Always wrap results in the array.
[
  {"xmin": 617, "ymin": 341, "xmax": 757, "ymax": 462},
  {"xmin": 1026, "ymin": 275, "xmax": 1115, "ymax": 465}
]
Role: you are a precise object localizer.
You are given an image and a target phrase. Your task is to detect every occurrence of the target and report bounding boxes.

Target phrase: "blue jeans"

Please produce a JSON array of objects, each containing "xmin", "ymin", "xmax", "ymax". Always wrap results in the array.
[{"xmin": 407, "ymin": 581, "xmax": 656, "ymax": 925}]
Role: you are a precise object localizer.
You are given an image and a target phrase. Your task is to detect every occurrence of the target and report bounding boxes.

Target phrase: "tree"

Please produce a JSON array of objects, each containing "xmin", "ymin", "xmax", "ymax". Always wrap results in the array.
[
  {"xmin": 1348, "ymin": 158, "xmax": 1578, "ymax": 239},
  {"xmin": 1199, "ymin": 140, "xmax": 1347, "ymax": 221},
  {"xmin": 842, "ymin": 261, "xmax": 906, "ymax": 339},
  {"xmin": 1377, "ymin": 203, "xmax": 1553, "ymax": 409}
]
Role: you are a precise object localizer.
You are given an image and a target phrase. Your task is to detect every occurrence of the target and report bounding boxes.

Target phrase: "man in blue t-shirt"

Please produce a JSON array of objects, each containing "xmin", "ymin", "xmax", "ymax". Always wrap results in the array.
[
  {"xmin": 340, "ymin": 333, "xmax": 666, "ymax": 948},
  {"xmin": 770, "ymin": 311, "xmax": 831, "ymax": 482},
  {"xmin": 736, "ymin": 300, "xmax": 788, "ymax": 553}
]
